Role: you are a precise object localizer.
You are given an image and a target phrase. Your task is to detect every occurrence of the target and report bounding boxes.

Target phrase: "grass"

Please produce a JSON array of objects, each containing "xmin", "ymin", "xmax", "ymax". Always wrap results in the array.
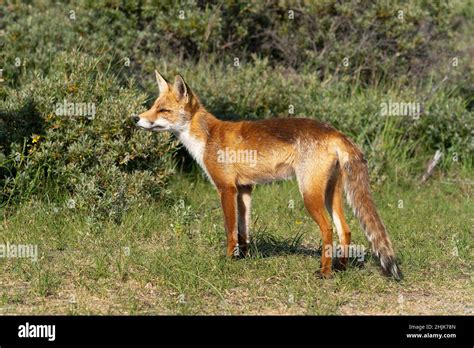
[{"xmin": 0, "ymin": 171, "xmax": 472, "ymax": 315}]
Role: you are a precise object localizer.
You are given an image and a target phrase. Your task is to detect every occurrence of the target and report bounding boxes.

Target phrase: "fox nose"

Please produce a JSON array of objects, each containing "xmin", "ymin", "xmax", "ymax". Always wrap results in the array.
[{"xmin": 131, "ymin": 115, "xmax": 140, "ymax": 124}]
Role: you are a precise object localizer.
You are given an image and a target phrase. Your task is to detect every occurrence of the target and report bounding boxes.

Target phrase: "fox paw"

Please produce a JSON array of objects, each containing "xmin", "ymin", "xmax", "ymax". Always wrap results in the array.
[{"xmin": 315, "ymin": 270, "xmax": 333, "ymax": 279}]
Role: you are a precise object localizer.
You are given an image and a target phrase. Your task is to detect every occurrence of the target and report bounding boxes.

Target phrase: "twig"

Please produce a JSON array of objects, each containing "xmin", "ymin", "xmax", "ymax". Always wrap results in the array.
[{"xmin": 421, "ymin": 150, "xmax": 443, "ymax": 183}]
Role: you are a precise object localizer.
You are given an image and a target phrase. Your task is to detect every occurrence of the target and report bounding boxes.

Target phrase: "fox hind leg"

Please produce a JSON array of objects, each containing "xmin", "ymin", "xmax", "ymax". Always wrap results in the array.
[
  {"xmin": 302, "ymin": 190, "xmax": 333, "ymax": 278},
  {"xmin": 297, "ymin": 161, "xmax": 335, "ymax": 278},
  {"xmin": 325, "ymin": 167, "xmax": 351, "ymax": 270}
]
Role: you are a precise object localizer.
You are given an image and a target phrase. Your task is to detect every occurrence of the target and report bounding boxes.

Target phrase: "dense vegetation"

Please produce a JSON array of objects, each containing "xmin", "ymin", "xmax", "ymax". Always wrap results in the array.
[{"xmin": 1, "ymin": 0, "xmax": 472, "ymax": 217}]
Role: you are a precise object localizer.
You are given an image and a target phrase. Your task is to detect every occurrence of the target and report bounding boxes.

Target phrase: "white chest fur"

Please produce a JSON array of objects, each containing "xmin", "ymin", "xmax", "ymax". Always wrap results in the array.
[{"xmin": 177, "ymin": 128, "xmax": 214, "ymax": 184}]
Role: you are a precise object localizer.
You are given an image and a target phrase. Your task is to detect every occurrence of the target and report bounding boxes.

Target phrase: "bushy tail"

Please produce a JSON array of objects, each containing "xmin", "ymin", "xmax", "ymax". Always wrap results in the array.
[{"xmin": 338, "ymin": 140, "xmax": 402, "ymax": 281}]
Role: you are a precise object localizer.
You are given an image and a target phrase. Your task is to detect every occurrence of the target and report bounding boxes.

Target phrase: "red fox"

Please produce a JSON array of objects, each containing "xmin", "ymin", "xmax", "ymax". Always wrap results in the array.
[{"xmin": 133, "ymin": 71, "xmax": 402, "ymax": 280}]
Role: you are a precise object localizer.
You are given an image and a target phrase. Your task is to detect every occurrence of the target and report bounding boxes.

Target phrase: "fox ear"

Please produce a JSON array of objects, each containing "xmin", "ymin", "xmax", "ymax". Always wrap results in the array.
[
  {"xmin": 155, "ymin": 70, "xmax": 169, "ymax": 95},
  {"xmin": 173, "ymin": 74, "xmax": 189, "ymax": 103}
]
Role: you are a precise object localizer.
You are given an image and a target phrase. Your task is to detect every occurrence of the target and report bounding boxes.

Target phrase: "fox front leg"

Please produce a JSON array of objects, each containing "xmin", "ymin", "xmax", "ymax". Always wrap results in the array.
[{"xmin": 218, "ymin": 186, "xmax": 239, "ymax": 258}]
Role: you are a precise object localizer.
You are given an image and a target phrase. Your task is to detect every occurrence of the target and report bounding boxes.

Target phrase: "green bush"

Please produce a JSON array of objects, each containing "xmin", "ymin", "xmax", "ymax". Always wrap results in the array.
[
  {"xmin": 0, "ymin": 51, "xmax": 176, "ymax": 221},
  {"xmin": 2, "ymin": 1, "xmax": 468, "ymax": 86}
]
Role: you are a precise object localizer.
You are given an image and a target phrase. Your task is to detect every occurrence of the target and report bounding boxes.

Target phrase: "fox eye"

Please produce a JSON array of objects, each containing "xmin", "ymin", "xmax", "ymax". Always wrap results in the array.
[{"xmin": 158, "ymin": 108, "xmax": 170, "ymax": 113}]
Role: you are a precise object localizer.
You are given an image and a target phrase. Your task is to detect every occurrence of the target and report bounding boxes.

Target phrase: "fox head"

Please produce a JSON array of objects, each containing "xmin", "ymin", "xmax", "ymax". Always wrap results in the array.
[{"xmin": 132, "ymin": 71, "xmax": 200, "ymax": 133}]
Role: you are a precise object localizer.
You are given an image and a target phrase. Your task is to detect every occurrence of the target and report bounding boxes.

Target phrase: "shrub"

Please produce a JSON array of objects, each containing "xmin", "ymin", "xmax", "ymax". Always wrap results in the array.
[
  {"xmin": 2, "ymin": 1, "xmax": 468, "ymax": 86},
  {"xmin": 0, "ymin": 51, "xmax": 176, "ymax": 221}
]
